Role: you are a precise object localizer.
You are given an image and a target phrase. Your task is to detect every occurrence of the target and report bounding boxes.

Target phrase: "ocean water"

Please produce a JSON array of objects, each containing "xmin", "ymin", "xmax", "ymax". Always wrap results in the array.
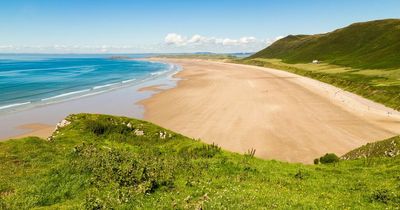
[{"xmin": 0, "ymin": 54, "xmax": 177, "ymax": 112}]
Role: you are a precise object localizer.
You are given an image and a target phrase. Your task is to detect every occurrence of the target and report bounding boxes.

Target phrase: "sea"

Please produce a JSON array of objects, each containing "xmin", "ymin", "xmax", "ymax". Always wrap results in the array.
[{"xmin": 0, "ymin": 54, "xmax": 179, "ymax": 113}]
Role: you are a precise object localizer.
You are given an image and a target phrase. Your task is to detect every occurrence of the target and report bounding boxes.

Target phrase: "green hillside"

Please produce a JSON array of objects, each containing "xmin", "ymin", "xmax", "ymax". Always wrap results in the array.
[
  {"xmin": 250, "ymin": 19, "xmax": 400, "ymax": 69},
  {"xmin": 342, "ymin": 136, "xmax": 400, "ymax": 160},
  {"xmin": 1, "ymin": 114, "xmax": 400, "ymax": 209}
]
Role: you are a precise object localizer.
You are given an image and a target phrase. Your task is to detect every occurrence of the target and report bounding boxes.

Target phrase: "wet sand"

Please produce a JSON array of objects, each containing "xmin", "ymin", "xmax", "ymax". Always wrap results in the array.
[
  {"xmin": 138, "ymin": 84, "xmax": 167, "ymax": 92},
  {"xmin": 11, "ymin": 123, "xmax": 55, "ymax": 140}
]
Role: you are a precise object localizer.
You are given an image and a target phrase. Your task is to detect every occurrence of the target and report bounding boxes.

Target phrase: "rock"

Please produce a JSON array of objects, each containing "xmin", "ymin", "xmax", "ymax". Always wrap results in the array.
[
  {"xmin": 134, "ymin": 129, "xmax": 144, "ymax": 136},
  {"xmin": 49, "ymin": 119, "xmax": 71, "ymax": 141},
  {"xmin": 127, "ymin": 122, "xmax": 132, "ymax": 128},
  {"xmin": 56, "ymin": 119, "xmax": 71, "ymax": 129},
  {"xmin": 159, "ymin": 131, "xmax": 167, "ymax": 139}
]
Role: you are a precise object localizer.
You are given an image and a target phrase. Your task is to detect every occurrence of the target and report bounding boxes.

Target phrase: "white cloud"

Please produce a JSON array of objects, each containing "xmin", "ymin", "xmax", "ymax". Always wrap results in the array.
[
  {"xmin": 239, "ymin": 36, "xmax": 257, "ymax": 44},
  {"xmin": 0, "ymin": 44, "xmax": 147, "ymax": 53},
  {"xmin": 0, "ymin": 45, "xmax": 14, "ymax": 49},
  {"xmin": 0, "ymin": 35, "xmax": 286, "ymax": 54},
  {"xmin": 162, "ymin": 33, "xmax": 286, "ymax": 53},
  {"xmin": 221, "ymin": 38, "xmax": 238, "ymax": 46},
  {"xmin": 164, "ymin": 33, "xmax": 187, "ymax": 46},
  {"xmin": 187, "ymin": 34, "xmax": 208, "ymax": 44},
  {"xmin": 164, "ymin": 33, "xmax": 267, "ymax": 47}
]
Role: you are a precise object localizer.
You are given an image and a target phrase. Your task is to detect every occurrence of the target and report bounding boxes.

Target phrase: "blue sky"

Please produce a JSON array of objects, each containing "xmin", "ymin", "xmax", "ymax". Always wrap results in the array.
[{"xmin": 1, "ymin": 0, "xmax": 399, "ymax": 53}]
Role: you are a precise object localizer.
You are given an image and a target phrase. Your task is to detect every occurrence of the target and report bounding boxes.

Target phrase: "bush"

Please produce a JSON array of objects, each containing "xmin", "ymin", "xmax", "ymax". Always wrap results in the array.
[
  {"xmin": 370, "ymin": 189, "xmax": 392, "ymax": 204},
  {"xmin": 294, "ymin": 170, "xmax": 306, "ymax": 179},
  {"xmin": 84, "ymin": 119, "xmax": 132, "ymax": 136},
  {"xmin": 319, "ymin": 153, "xmax": 340, "ymax": 164},
  {"xmin": 73, "ymin": 143, "xmax": 174, "ymax": 195},
  {"xmin": 313, "ymin": 158, "xmax": 319, "ymax": 165},
  {"xmin": 85, "ymin": 120, "xmax": 109, "ymax": 135}
]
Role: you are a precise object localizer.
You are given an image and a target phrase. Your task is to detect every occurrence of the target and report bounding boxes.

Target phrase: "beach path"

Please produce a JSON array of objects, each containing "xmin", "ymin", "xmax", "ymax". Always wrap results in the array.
[{"xmin": 140, "ymin": 58, "xmax": 400, "ymax": 163}]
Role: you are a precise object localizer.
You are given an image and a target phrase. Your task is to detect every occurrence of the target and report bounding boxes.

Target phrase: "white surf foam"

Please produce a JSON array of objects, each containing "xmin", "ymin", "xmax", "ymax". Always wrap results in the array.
[
  {"xmin": 41, "ymin": 89, "xmax": 91, "ymax": 101},
  {"xmin": 93, "ymin": 82, "xmax": 120, "ymax": 90},
  {"xmin": 0, "ymin": 102, "xmax": 31, "ymax": 110},
  {"xmin": 121, "ymin": 78, "xmax": 137, "ymax": 83}
]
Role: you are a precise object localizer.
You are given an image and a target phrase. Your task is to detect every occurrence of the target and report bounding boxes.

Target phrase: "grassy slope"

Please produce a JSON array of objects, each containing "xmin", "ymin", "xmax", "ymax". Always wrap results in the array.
[
  {"xmin": 1, "ymin": 114, "xmax": 399, "ymax": 209},
  {"xmin": 250, "ymin": 19, "xmax": 400, "ymax": 69},
  {"xmin": 244, "ymin": 19, "xmax": 400, "ymax": 111}
]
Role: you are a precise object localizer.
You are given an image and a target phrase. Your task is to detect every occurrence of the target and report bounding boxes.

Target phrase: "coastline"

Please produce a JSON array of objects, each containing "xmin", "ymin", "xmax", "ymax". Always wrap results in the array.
[
  {"xmin": 0, "ymin": 62, "xmax": 181, "ymax": 141},
  {"xmin": 3, "ymin": 57, "xmax": 400, "ymax": 163},
  {"xmin": 139, "ymin": 58, "xmax": 400, "ymax": 163}
]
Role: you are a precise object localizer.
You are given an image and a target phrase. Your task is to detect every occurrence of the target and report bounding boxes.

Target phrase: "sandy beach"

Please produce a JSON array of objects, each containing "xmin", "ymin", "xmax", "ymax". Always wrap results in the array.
[
  {"xmin": 3, "ymin": 58, "xmax": 400, "ymax": 163},
  {"xmin": 139, "ymin": 58, "xmax": 400, "ymax": 163}
]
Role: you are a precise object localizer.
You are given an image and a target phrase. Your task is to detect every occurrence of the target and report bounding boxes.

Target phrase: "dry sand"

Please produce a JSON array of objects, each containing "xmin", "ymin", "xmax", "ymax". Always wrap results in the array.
[{"xmin": 139, "ymin": 58, "xmax": 400, "ymax": 163}]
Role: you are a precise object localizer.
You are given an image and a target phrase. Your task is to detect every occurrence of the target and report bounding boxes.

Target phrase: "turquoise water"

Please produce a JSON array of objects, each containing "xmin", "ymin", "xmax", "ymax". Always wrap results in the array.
[{"xmin": 0, "ymin": 54, "xmax": 176, "ymax": 111}]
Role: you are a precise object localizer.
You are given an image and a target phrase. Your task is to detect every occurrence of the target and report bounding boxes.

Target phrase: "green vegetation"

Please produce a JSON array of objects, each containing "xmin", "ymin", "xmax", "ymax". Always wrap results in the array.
[
  {"xmin": 250, "ymin": 19, "xmax": 400, "ymax": 69},
  {"xmin": 317, "ymin": 153, "xmax": 340, "ymax": 164},
  {"xmin": 343, "ymin": 136, "xmax": 400, "ymax": 160},
  {"xmin": 244, "ymin": 19, "xmax": 400, "ymax": 111},
  {"xmin": 1, "ymin": 113, "xmax": 400, "ymax": 209}
]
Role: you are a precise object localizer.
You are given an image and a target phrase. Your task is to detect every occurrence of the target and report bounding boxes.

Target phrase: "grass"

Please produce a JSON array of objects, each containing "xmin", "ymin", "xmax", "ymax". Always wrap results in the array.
[
  {"xmin": 238, "ymin": 58, "xmax": 400, "ymax": 111},
  {"xmin": 250, "ymin": 19, "xmax": 400, "ymax": 69},
  {"xmin": 1, "ymin": 113, "xmax": 400, "ymax": 209},
  {"xmin": 244, "ymin": 19, "xmax": 400, "ymax": 111}
]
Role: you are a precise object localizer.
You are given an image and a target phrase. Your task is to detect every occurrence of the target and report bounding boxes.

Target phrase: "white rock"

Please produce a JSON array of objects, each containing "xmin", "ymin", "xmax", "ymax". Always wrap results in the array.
[
  {"xmin": 134, "ymin": 129, "xmax": 144, "ymax": 136},
  {"xmin": 57, "ymin": 119, "xmax": 71, "ymax": 129}
]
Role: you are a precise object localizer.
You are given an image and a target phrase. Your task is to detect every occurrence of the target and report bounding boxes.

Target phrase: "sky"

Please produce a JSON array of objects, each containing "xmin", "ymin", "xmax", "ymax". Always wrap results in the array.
[{"xmin": 0, "ymin": 0, "xmax": 399, "ymax": 54}]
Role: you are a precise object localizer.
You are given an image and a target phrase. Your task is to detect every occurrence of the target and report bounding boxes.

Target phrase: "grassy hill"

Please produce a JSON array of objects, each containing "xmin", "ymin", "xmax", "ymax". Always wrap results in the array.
[
  {"xmin": 241, "ymin": 19, "xmax": 400, "ymax": 111},
  {"xmin": 1, "ymin": 114, "xmax": 400, "ymax": 209},
  {"xmin": 250, "ymin": 19, "xmax": 400, "ymax": 69}
]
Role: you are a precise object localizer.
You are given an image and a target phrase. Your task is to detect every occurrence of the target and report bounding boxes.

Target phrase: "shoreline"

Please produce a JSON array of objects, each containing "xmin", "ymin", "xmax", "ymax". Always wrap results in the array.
[
  {"xmin": 0, "ymin": 62, "xmax": 181, "ymax": 141},
  {"xmin": 139, "ymin": 58, "xmax": 400, "ymax": 163},
  {"xmin": 0, "ymin": 60, "xmax": 179, "ymax": 115}
]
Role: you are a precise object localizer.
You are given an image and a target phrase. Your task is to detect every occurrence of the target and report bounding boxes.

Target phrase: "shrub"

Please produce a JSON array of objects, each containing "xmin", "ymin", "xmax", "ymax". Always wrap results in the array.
[
  {"xmin": 84, "ymin": 194, "xmax": 104, "ymax": 210},
  {"xmin": 84, "ymin": 119, "xmax": 132, "ymax": 136},
  {"xmin": 319, "ymin": 153, "xmax": 340, "ymax": 164},
  {"xmin": 370, "ymin": 189, "xmax": 391, "ymax": 204},
  {"xmin": 313, "ymin": 158, "xmax": 319, "ymax": 165},
  {"xmin": 294, "ymin": 170, "xmax": 306, "ymax": 179},
  {"xmin": 85, "ymin": 120, "xmax": 109, "ymax": 135},
  {"xmin": 72, "ymin": 143, "xmax": 174, "ymax": 196}
]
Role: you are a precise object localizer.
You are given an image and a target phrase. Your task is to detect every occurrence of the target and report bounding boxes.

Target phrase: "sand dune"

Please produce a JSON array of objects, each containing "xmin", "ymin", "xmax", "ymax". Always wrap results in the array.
[{"xmin": 140, "ymin": 58, "xmax": 400, "ymax": 163}]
